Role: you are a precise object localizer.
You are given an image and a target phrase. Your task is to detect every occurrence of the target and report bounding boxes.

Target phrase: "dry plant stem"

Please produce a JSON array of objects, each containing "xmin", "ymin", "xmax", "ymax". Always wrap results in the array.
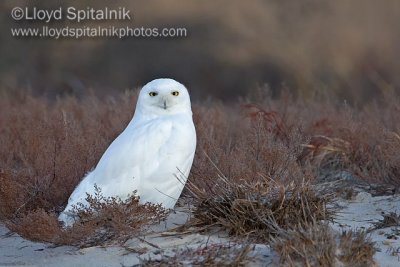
[{"xmin": 272, "ymin": 224, "xmax": 376, "ymax": 267}]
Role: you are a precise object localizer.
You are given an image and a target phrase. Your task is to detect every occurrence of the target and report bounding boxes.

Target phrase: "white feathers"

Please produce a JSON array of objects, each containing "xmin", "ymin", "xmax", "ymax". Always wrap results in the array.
[{"xmin": 58, "ymin": 78, "xmax": 196, "ymax": 227}]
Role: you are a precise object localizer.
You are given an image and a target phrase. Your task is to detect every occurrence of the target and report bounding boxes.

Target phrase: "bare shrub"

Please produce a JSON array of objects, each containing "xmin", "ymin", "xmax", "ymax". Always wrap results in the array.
[
  {"xmin": 0, "ymin": 92, "xmax": 136, "ymax": 219},
  {"xmin": 339, "ymin": 231, "xmax": 376, "ymax": 267},
  {"xmin": 6, "ymin": 209, "xmax": 61, "ymax": 243},
  {"xmin": 272, "ymin": 225, "xmax": 376, "ymax": 267},
  {"xmin": 188, "ymin": 101, "xmax": 333, "ymax": 241},
  {"xmin": 188, "ymin": 175, "xmax": 333, "ymax": 242},
  {"xmin": 300, "ymin": 92, "xmax": 400, "ymax": 187},
  {"xmin": 271, "ymin": 222, "xmax": 337, "ymax": 267},
  {"xmin": 372, "ymin": 212, "xmax": 400, "ymax": 230},
  {"xmin": 7, "ymin": 187, "xmax": 167, "ymax": 247}
]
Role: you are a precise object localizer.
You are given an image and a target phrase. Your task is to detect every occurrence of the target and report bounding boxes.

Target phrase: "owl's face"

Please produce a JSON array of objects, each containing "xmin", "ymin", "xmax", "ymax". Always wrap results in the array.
[{"xmin": 136, "ymin": 78, "xmax": 192, "ymax": 117}]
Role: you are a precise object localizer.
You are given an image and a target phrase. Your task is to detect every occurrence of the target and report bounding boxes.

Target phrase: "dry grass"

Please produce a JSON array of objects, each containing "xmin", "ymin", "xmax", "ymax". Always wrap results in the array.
[
  {"xmin": 272, "ymin": 224, "xmax": 376, "ymax": 267},
  {"xmin": 0, "ymin": 92, "xmax": 136, "ymax": 219},
  {"xmin": 300, "ymin": 94, "xmax": 400, "ymax": 187},
  {"xmin": 339, "ymin": 231, "xmax": 376, "ymax": 267},
  {"xmin": 272, "ymin": 222, "xmax": 337, "ymax": 267},
  {"xmin": 189, "ymin": 178, "xmax": 333, "ymax": 241},
  {"xmin": 0, "ymin": 89, "xmax": 398, "ymax": 259},
  {"xmin": 372, "ymin": 212, "xmax": 400, "ymax": 230}
]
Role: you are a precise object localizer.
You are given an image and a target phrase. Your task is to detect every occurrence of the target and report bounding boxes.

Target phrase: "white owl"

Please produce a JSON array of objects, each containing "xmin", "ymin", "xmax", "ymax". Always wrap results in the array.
[{"xmin": 58, "ymin": 78, "xmax": 196, "ymax": 226}]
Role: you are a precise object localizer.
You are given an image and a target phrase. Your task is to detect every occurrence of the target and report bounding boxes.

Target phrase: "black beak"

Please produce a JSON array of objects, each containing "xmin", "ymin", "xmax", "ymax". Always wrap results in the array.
[{"xmin": 163, "ymin": 100, "xmax": 167, "ymax": 109}]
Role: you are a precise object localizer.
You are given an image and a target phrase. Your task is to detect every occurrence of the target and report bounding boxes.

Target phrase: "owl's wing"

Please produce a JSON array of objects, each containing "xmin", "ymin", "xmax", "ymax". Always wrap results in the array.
[
  {"xmin": 138, "ymin": 117, "xmax": 196, "ymax": 207},
  {"xmin": 90, "ymin": 118, "xmax": 175, "ymax": 196}
]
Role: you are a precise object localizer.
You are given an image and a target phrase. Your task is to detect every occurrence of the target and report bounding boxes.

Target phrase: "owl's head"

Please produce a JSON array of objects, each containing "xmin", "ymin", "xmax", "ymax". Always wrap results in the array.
[{"xmin": 135, "ymin": 78, "xmax": 192, "ymax": 117}]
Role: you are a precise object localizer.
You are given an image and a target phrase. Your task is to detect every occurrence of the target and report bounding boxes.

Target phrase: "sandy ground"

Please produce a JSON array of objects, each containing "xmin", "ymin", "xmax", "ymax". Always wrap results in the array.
[
  {"xmin": 0, "ymin": 206, "xmax": 273, "ymax": 267},
  {"xmin": 331, "ymin": 191, "xmax": 400, "ymax": 267},
  {"xmin": 1, "ymin": 192, "xmax": 399, "ymax": 266}
]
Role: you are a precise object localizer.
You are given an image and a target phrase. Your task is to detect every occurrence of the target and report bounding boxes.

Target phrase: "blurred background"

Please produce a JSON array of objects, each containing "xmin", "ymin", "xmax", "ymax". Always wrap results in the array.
[{"xmin": 1, "ymin": 0, "xmax": 399, "ymax": 104}]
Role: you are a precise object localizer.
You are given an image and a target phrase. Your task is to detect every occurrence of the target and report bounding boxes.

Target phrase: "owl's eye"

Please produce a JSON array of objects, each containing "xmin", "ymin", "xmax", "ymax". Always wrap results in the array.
[
  {"xmin": 149, "ymin": 92, "xmax": 158, "ymax": 97},
  {"xmin": 171, "ymin": 91, "xmax": 180, "ymax": 96}
]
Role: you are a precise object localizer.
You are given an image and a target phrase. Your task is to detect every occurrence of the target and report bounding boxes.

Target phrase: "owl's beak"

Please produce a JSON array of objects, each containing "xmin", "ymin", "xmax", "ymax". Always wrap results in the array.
[{"xmin": 163, "ymin": 100, "xmax": 167, "ymax": 109}]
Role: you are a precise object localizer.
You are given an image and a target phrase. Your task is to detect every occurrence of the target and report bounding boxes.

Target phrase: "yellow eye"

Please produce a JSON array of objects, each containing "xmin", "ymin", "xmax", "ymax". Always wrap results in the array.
[
  {"xmin": 149, "ymin": 92, "xmax": 158, "ymax": 97},
  {"xmin": 171, "ymin": 91, "xmax": 179, "ymax": 96}
]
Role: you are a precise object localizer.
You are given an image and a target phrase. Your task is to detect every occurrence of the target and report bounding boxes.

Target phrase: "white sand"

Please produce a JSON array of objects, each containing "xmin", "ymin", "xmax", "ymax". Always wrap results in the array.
[{"xmin": 331, "ymin": 191, "xmax": 400, "ymax": 267}]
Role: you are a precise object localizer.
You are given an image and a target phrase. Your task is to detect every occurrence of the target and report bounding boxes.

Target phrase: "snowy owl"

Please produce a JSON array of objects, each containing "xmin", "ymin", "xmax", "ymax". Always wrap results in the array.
[{"xmin": 58, "ymin": 78, "xmax": 196, "ymax": 226}]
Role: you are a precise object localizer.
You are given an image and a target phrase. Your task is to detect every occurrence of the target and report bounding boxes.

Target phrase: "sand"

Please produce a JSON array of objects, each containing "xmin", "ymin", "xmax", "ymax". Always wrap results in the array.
[
  {"xmin": 331, "ymin": 191, "xmax": 400, "ymax": 267},
  {"xmin": 1, "ymin": 192, "xmax": 399, "ymax": 266},
  {"xmin": 0, "ymin": 206, "xmax": 273, "ymax": 266}
]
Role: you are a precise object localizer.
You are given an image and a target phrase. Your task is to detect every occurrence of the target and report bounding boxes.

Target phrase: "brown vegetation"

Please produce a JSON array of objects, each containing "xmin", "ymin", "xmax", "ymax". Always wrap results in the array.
[
  {"xmin": 6, "ymin": 184, "xmax": 167, "ymax": 248},
  {"xmin": 189, "ymin": 179, "xmax": 333, "ymax": 241},
  {"xmin": 0, "ymin": 89, "xmax": 398, "ymax": 259},
  {"xmin": 339, "ymin": 231, "xmax": 376, "ymax": 267},
  {"xmin": 372, "ymin": 212, "xmax": 400, "ymax": 230},
  {"xmin": 272, "ymin": 224, "xmax": 376, "ymax": 267}
]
